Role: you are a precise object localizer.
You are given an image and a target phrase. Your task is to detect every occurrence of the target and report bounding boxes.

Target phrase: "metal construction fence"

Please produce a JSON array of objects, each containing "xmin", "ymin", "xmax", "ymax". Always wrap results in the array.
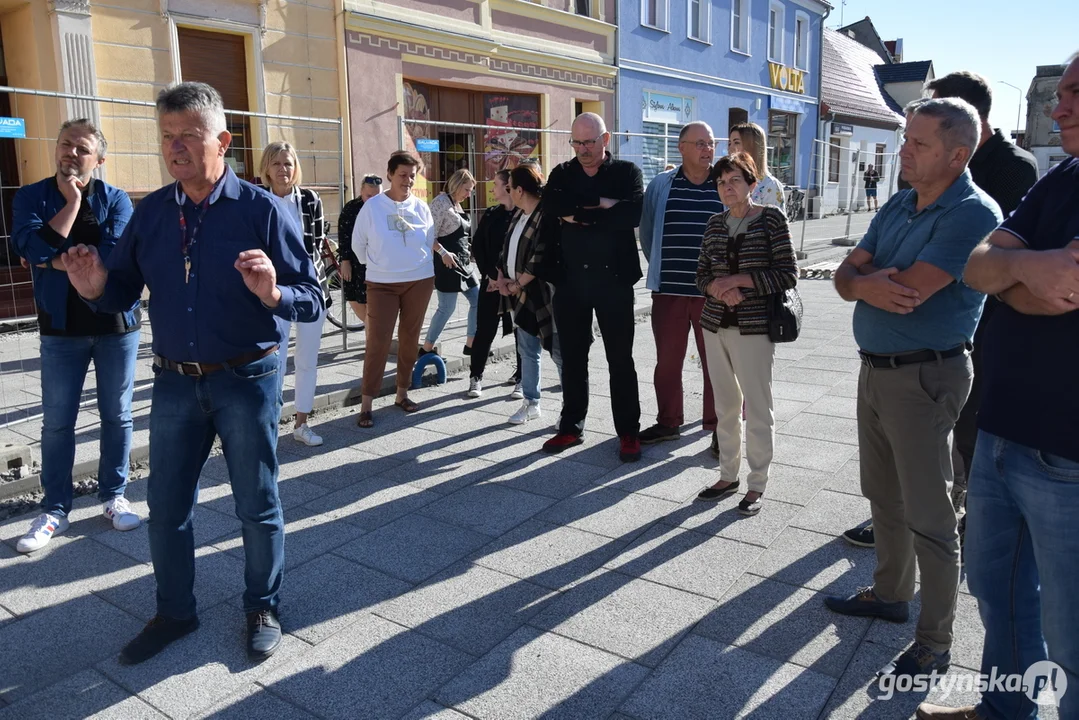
[{"xmin": 0, "ymin": 85, "xmax": 346, "ymax": 429}]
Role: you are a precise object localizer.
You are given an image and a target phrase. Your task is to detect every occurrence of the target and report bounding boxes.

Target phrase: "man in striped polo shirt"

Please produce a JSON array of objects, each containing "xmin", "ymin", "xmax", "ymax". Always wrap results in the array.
[{"xmin": 639, "ymin": 121, "xmax": 724, "ymax": 446}]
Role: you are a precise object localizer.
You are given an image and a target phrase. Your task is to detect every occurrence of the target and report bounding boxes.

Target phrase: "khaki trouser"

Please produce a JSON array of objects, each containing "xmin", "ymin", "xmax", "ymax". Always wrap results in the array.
[
  {"xmin": 703, "ymin": 327, "xmax": 776, "ymax": 493},
  {"xmin": 362, "ymin": 278, "xmax": 435, "ymax": 398},
  {"xmin": 858, "ymin": 352, "xmax": 972, "ymax": 652}
]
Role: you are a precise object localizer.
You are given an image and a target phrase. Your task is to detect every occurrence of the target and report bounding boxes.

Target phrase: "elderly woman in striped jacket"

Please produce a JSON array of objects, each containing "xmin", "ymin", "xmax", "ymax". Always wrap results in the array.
[{"xmin": 695, "ymin": 152, "xmax": 797, "ymax": 516}]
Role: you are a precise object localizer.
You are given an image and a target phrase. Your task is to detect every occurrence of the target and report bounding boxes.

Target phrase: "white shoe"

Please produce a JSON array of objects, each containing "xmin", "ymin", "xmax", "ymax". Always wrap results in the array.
[
  {"xmin": 103, "ymin": 496, "xmax": 141, "ymax": 532},
  {"xmin": 468, "ymin": 377, "xmax": 483, "ymax": 398},
  {"xmin": 509, "ymin": 400, "xmax": 541, "ymax": 425},
  {"xmin": 16, "ymin": 513, "xmax": 69, "ymax": 553},
  {"xmin": 510, "ymin": 382, "xmax": 524, "ymax": 400},
  {"xmin": 293, "ymin": 423, "xmax": 324, "ymax": 447}
]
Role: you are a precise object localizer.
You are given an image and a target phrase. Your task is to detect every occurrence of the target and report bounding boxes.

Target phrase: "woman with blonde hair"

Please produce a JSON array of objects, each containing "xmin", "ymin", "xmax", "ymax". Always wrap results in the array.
[
  {"xmin": 728, "ymin": 122, "xmax": 785, "ymax": 208},
  {"xmin": 260, "ymin": 140, "xmax": 329, "ymax": 447},
  {"xmin": 422, "ymin": 169, "xmax": 481, "ymax": 385}
]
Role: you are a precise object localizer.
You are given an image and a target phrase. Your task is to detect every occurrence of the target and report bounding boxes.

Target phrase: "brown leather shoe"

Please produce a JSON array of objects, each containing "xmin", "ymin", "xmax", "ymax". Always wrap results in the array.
[{"xmin": 916, "ymin": 703, "xmax": 982, "ymax": 720}]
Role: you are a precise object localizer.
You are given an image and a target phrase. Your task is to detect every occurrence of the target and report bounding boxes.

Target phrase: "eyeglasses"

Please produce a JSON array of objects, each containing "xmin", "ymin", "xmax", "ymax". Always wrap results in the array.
[
  {"xmin": 363, "ymin": 175, "xmax": 382, "ymax": 186},
  {"xmin": 569, "ymin": 137, "xmax": 602, "ymax": 149},
  {"xmin": 681, "ymin": 139, "xmax": 716, "ymax": 150}
]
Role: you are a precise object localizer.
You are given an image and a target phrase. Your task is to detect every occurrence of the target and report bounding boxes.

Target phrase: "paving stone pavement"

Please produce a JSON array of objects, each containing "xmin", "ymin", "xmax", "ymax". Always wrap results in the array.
[{"xmin": 0, "ymin": 280, "xmax": 1046, "ymax": 720}]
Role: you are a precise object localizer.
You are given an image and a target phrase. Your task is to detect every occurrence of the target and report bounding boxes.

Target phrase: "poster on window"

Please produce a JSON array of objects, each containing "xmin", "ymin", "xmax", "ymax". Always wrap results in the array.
[
  {"xmin": 482, "ymin": 94, "xmax": 540, "ymax": 206},
  {"xmin": 403, "ymin": 81, "xmax": 433, "ymax": 200}
]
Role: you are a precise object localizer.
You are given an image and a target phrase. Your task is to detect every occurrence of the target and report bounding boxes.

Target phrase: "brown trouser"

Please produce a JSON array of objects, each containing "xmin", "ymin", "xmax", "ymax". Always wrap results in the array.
[
  {"xmin": 857, "ymin": 352, "xmax": 971, "ymax": 652},
  {"xmin": 362, "ymin": 277, "xmax": 435, "ymax": 398}
]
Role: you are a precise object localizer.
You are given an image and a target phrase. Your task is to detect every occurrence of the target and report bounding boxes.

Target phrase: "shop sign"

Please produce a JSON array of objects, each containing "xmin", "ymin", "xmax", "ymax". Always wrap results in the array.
[
  {"xmin": 0, "ymin": 117, "xmax": 26, "ymax": 138},
  {"xmin": 643, "ymin": 91, "xmax": 693, "ymax": 124},
  {"xmin": 768, "ymin": 62, "xmax": 806, "ymax": 94},
  {"xmin": 415, "ymin": 138, "xmax": 440, "ymax": 152},
  {"xmin": 831, "ymin": 123, "xmax": 854, "ymax": 137}
]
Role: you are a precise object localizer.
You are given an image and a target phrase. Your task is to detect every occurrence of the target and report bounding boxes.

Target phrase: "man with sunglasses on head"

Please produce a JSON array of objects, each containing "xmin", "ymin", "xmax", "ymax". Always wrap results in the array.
[
  {"xmin": 541, "ymin": 112, "xmax": 645, "ymax": 462},
  {"xmin": 336, "ymin": 173, "xmax": 383, "ymax": 325}
]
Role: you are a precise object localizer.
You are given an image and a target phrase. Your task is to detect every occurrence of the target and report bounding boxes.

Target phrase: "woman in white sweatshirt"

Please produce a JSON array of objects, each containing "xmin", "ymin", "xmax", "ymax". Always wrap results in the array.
[{"xmin": 352, "ymin": 150, "xmax": 436, "ymax": 428}]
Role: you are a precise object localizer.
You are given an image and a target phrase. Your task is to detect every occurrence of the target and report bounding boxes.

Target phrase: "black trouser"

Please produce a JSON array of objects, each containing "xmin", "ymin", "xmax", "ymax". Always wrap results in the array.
[
  {"xmin": 953, "ymin": 300, "xmax": 995, "ymax": 490},
  {"xmin": 470, "ymin": 277, "xmax": 521, "ymax": 380},
  {"xmin": 553, "ymin": 272, "xmax": 640, "ymax": 437}
]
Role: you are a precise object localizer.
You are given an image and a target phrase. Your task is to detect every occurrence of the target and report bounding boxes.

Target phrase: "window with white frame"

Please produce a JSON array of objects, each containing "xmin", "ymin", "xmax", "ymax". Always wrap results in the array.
[
  {"xmin": 768, "ymin": 2, "xmax": 784, "ymax": 63},
  {"xmin": 642, "ymin": 0, "xmax": 669, "ymax": 30},
  {"xmin": 730, "ymin": 0, "xmax": 750, "ymax": 54},
  {"xmin": 688, "ymin": 0, "xmax": 711, "ymax": 43},
  {"xmin": 794, "ymin": 11, "xmax": 810, "ymax": 70}
]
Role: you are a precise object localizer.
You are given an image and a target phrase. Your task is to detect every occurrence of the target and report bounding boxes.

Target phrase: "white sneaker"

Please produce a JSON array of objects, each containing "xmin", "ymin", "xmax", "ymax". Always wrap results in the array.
[
  {"xmin": 16, "ymin": 513, "xmax": 69, "ymax": 553},
  {"xmin": 293, "ymin": 423, "xmax": 324, "ymax": 447},
  {"xmin": 468, "ymin": 377, "xmax": 483, "ymax": 398},
  {"xmin": 510, "ymin": 382, "xmax": 524, "ymax": 400},
  {"xmin": 103, "ymin": 496, "xmax": 141, "ymax": 531},
  {"xmin": 509, "ymin": 400, "xmax": 541, "ymax": 425}
]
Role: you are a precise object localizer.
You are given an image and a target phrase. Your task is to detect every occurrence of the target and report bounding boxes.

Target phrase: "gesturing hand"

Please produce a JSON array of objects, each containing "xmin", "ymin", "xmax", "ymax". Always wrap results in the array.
[
  {"xmin": 856, "ymin": 267, "xmax": 920, "ymax": 314},
  {"xmin": 61, "ymin": 244, "xmax": 108, "ymax": 300},
  {"xmin": 57, "ymin": 174, "xmax": 83, "ymax": 206},
  {"xmin": 1015, "ymin": 241, "xmax": 1079, "ymax": 306},
  {"xmin": 235, "ymin": 249, "xmax": 280, "ymax": 307}
]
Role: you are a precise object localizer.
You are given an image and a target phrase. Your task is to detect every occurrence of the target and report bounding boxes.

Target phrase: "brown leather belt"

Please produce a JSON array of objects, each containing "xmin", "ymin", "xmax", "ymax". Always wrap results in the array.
[{"xmin": 153, "ymin": 345, "xmax": 278, "ymax": 377}]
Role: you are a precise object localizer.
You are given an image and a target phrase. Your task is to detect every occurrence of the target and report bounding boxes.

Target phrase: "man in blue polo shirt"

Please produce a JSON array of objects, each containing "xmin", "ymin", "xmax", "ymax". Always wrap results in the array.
[
  {"xmin": 824, "ymin": 98, "xmax": 1002, "ymax": 680},
  {"xmin": 917, "ymin": 54, "xmax": 1079, "ymax": 720},
  {"xmin": 63, "ymin": 82, "xmax": 321, "ymax": 665}
]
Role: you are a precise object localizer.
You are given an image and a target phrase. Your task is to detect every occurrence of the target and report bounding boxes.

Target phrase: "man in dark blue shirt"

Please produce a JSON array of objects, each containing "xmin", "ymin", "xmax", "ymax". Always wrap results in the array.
[
  {"xmin": 11, "ymin": 119, "xmax": 142, "ymax": 554},
  {"xmin": 918, "ymin": 56, "xmax": 1079, "ymax": 720},
  {"xmin": 63, "ymin": 82, "xmax": 321, "ymax": 665}
]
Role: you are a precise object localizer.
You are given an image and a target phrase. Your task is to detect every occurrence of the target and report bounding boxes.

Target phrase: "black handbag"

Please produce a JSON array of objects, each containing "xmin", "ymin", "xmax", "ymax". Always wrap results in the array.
[{"xmin": 768, "ymin": 287, "xmax": 802, "ymax": 343}]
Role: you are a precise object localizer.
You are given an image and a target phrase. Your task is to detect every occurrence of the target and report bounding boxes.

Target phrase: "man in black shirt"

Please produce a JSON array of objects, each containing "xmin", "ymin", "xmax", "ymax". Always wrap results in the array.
[
  {"xmin": 542, "ymin": 112, "xmax": 645, "ymax": 462},
  {"xmin": 917, "ymin": 55, "xmax": 1079, "ymax": 720},
  {"xmin": 863, "ymin": 164, "xmax": 880, "ymax": 211},
  {"xmin": 11, "ymin": 119, "xmax": 142, "ymax": 553}
]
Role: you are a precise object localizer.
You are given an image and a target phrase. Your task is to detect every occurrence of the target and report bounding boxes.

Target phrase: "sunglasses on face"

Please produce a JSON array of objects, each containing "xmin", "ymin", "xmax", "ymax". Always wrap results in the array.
[{"xmin": 363, "ymin": 175, "xmax": 383, "ymax": 185}]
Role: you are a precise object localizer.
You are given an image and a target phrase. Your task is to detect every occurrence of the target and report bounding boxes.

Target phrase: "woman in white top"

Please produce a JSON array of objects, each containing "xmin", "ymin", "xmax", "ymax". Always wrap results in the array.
[
  {"xmin": 260, "ymin": 141, "xmax": 328, "ymax": 447},
  {"xmin": 728, "ymin": 122, "xmax": 785, "ymax": 208},
  {"xmin": 422, "ymin": 169, "xmax": 480, "ymax": 358},
  {"xmin": 352, "ymin": 150, "xmax": 436, "ymax": 428}
]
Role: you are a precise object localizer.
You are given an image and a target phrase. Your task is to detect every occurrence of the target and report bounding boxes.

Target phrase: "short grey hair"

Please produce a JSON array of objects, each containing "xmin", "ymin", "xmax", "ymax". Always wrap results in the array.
[
  {"xmin": 57, "ymin": 119, "xmax": 107, "ymax": 160},
  {"xmin": 679, "ymin": 121, "xmax": 714, "ymax": 141},
  {"xmin": 156, "ymin": 82, "xmax": 228, "ymax": 134},
  {"xmin": 906, "ymin": 97, "xmax": 980, "ymax": 154}
]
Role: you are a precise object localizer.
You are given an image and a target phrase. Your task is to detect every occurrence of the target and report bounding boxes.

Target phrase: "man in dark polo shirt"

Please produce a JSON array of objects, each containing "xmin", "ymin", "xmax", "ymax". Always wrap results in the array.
[
  {"xmin": 63, "ymin": 82, "xmax": 321, "ymax": 665},
  {"xmin": 825, "ymin": 98, "xmax": 1002, "ymax": 680},
  {"xmin": 916, "ymin": 55, "xmax": 1079, "ymax": 720},
  {"xmin": 542, "ymin": 112, "xmax": 645, "ymax": 462},
  {"xmin": 11, "ymin": 119, "xmax": 142, "ymax": 554},
  {"xmin": 638, "ymin": 121, "xmax": 722, "ymax": 447}
]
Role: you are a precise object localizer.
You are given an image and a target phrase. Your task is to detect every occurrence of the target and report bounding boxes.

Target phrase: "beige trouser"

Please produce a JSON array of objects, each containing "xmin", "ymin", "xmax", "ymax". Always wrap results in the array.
[
  {"xmin": 703, "ymin": 327, "xmax": 776, "ymax": 493},
  {"xmin": 858, "ymin": 352, "xmax": 971, "ymax": 652}
]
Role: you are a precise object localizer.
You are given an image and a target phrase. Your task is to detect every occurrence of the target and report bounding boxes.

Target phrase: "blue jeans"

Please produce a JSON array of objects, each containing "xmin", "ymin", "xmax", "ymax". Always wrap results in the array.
[
  {"xmin": 516, "ymin": 329, "xmax": 562, "ymax": 402},
  {"xmin": 967, "ymin": 431, "xmax": 1077, "ymax": 720},
  {"xmin": 39, "ymin": 330, "xmax": 140, "ymax": 517},
  {"xmin": 147, "ymin": 351, "xmax": 284, "ymax": 619},
  {"xmin": 425, "ymin": 286, "xmax": 479, "ymax": 345}
]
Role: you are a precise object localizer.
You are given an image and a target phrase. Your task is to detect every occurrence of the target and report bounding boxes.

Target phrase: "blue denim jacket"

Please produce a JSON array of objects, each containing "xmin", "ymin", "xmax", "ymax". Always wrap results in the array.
[{"xmin": 11, "ymin": 176, "xmax": 139, "ymax": 330}]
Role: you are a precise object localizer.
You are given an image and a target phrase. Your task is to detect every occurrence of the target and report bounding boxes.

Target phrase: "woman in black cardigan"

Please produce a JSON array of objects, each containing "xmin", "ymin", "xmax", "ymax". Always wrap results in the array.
[
  {"xmin": 695, "ymin": 152, "xmax": 797, "ymax": 515},
  {"xmin": 494, "ymin": 163, "xmax": 563, "ymax": 425}
]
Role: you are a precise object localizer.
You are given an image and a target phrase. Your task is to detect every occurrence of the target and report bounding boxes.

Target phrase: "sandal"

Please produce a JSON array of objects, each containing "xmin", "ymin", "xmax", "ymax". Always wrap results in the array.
[
  {"xmin": 394, "ymin": 397, "xmax": 420, "ymax": 413},
  {"xmin": 356, "ymin": 410, "xmax": 374, "ymax": 428}
]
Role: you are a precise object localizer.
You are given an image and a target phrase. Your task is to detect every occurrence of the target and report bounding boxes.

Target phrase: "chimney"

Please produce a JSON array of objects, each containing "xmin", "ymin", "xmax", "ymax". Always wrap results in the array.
[{"xmin": 894, "ymin": 38, "xmax": 904, "ymax": 63}]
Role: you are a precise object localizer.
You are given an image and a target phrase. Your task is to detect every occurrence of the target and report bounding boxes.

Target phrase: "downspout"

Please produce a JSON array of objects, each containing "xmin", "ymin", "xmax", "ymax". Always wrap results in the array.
[
  {"xmin": 613, "ymin": 0, "xmax": 621, "ymax": 155},
  {"xmin": 812, "ymin": 4, "xmax": 830, "ymax": 218}
]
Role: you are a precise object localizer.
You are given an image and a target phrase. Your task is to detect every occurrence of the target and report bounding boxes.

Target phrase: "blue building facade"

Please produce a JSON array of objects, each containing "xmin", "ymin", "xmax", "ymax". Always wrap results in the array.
[{"xmin": 617, "ymin": 0, "xmax": 830, "ymax": 188}]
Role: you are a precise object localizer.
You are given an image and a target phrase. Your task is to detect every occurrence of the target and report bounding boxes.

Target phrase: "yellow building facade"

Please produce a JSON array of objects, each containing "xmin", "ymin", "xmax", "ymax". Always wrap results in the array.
[{"xmin": 0, "ymin": 0, "xmax": 350, "ymax": 207}]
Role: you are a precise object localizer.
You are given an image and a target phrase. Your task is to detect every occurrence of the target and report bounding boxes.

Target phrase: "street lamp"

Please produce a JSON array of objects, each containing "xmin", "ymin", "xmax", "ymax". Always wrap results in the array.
[{"xmin": 999, "ymin": 81, "xmax": 1024, "ymax": 142}]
